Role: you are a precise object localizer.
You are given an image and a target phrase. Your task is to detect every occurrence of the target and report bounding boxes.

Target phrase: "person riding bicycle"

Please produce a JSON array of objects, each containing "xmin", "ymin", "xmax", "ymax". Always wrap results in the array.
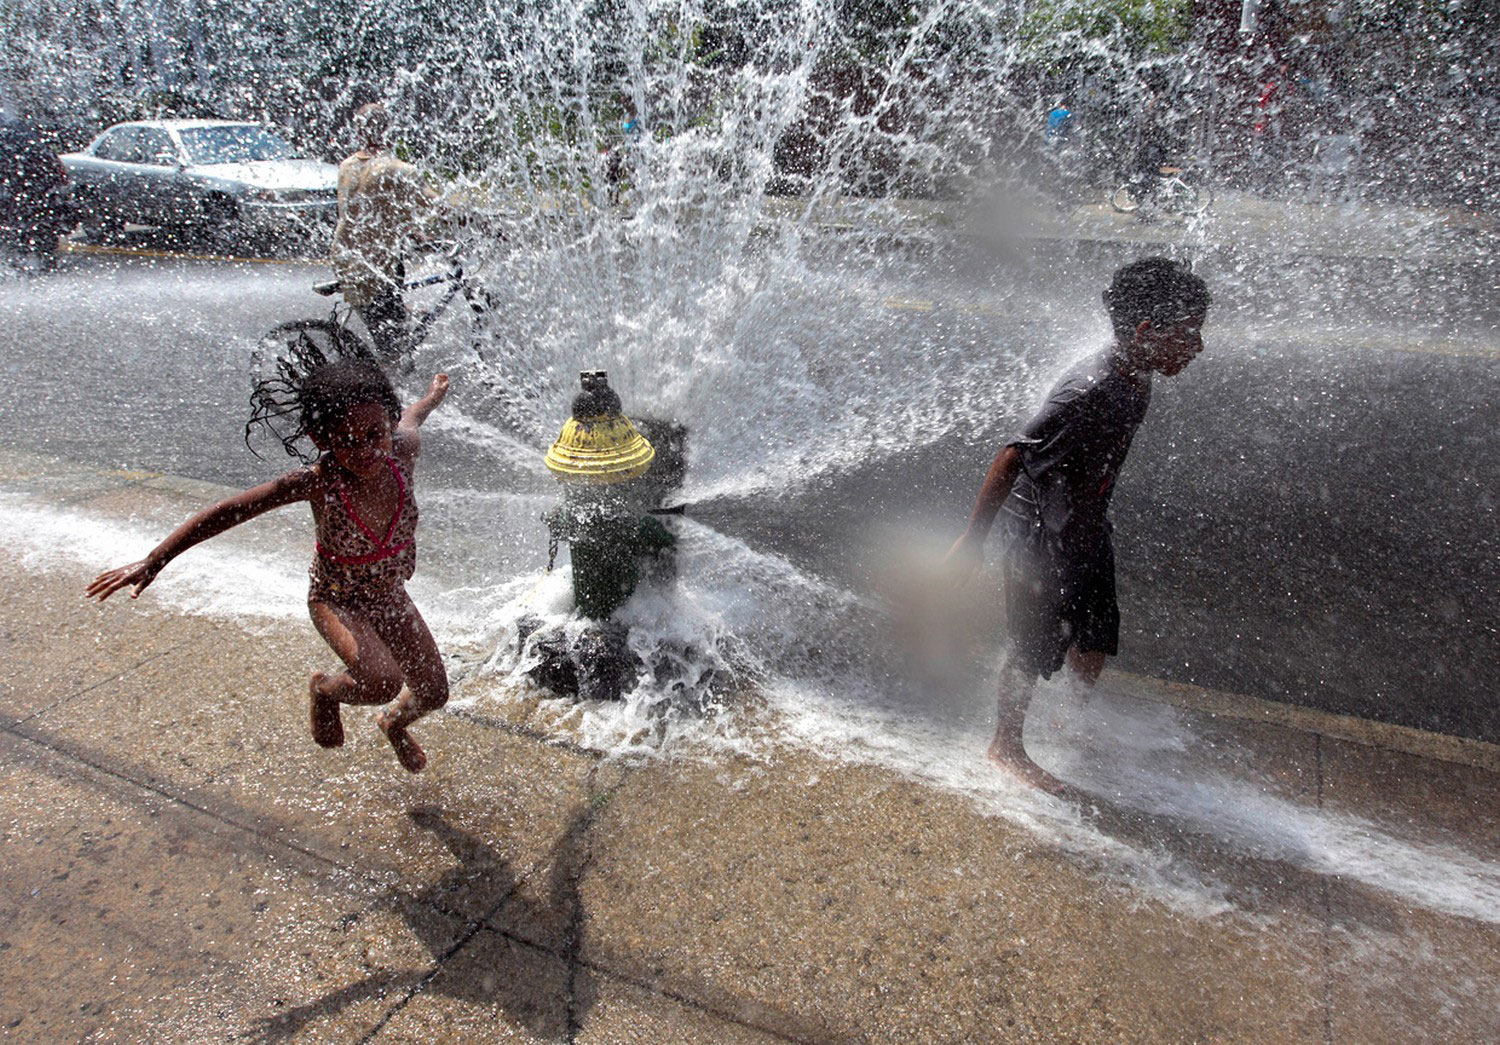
[
  {"xmin": 330, "ymin": 103, "xmax": 438, "ymax": 362},
  {"xmin": 1112, "ymin": 71, "xmax": 1210, "ymax": 219},
  {"xmin": 1129, "ymin": 73, "xmax": 1173, "ymax": 185}
]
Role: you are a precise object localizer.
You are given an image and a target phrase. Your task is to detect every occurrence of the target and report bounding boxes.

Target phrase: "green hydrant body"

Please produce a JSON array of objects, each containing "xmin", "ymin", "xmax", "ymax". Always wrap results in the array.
[{"xmin": 544, "ymin": 498, "xmax": 675, "ymax": 619}]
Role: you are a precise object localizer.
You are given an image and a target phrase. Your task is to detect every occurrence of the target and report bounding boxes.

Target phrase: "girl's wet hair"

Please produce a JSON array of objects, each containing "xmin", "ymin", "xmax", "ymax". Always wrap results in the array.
[
  {"xmin": 1103, "ymin": 257, "xmax": 1211, "ymax": 337},
  {"xmin": 247, "ymin": 338, "xmax": 400, "ymax": 462}
]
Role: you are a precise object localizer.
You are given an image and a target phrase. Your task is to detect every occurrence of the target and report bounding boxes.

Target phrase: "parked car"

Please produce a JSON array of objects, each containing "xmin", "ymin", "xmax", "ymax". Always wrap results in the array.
[
  {"xmin": 0, "ymin": 119, "xmax": 74, "ymax": 269},
  {"xmin": 62, "ymin": 120, "xmax": 338, "ymax": 248}
]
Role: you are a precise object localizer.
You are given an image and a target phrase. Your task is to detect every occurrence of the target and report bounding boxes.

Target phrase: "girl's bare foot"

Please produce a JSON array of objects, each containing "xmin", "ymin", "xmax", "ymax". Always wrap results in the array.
[
  {"xmin": 377, "ymin": 709, "xmax": 427, "ymax": 773},
  {"xmin": 309, "ymin": 672, "xmax": 345, "ymax": 748}
]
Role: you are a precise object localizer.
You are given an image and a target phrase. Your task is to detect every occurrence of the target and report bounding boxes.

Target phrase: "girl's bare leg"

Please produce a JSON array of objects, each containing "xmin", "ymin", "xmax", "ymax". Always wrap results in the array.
[
  {"xmin": 308, "ymin": 672, "xmax": 345, "ymax": 748},
  {"xmin": 366, "ymin": 592, "xmax": 449, "ymax": 774},
  {"xmin": 309, "ymin": 600, "xmax": 405, "ymax": 751}
]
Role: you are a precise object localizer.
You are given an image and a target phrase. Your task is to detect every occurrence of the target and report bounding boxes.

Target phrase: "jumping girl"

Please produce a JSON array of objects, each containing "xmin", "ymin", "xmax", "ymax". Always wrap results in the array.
[{"xmin": 86, "ymin": 352, "xmax": 452, "ymax": 773}]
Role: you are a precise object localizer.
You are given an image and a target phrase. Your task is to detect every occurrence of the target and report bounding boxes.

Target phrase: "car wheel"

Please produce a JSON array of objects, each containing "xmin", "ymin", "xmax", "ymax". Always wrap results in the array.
[
  {"xmin": 161, "ymin": 224, "xmax": 198, "ymax": 249},
  {"xmin": 75, "ymin": 188, "xmax": 121, "ymax": 244}
]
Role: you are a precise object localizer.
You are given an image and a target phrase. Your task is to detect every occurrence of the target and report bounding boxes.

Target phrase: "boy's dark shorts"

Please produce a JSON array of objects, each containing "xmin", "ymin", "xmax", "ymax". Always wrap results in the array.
[{"xmin": 1001, "ymin": 531, "xmax": 1119, "ymax": 681}]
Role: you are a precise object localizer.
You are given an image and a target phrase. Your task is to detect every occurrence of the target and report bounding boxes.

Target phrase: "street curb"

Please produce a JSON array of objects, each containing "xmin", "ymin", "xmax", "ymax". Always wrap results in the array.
[
  {"xmin": 1107, "ymin": 669, "xmax": 1500, "ymax": 774},
  {"xmin": 61, "ymin": 239, "xmax": 319, "ymax": 266}
]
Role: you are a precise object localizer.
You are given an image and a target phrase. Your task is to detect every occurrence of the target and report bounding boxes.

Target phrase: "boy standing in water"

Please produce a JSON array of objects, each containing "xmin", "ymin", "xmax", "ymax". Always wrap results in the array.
[{"xmin": 946, "ymin": 257, "xmax": 1211, "ymax": 793}]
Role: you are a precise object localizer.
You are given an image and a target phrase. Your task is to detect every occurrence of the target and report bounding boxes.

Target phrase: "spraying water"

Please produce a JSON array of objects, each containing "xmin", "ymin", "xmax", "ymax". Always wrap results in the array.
[{"xmin": 0, "ymin": 0, "xmax": 1496, "ymax": 933}]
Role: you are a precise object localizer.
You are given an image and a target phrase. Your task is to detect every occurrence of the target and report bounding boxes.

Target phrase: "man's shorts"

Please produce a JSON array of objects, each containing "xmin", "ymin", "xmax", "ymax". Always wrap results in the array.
[
  {"xmin": 358, "ymin": 287, "xmax": 410, "ymax": 362},
  {"xmin": 1000, "ymin": 526, "xmax": 1120, "ymax": 681}
]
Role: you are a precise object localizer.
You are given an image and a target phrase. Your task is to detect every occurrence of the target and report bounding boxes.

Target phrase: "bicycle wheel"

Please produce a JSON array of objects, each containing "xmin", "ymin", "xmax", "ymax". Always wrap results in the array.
[
  {"xmin": 1155, "ymin": 177, "xmax": 1199, "ymax": 216},
  {"xmin": 1110, "ymin": 184, "xmax": 1142, "ymax": 213},
  {"xmin": 1181, "ymin": 178, "xmax": 1213, "ymax": 214}
]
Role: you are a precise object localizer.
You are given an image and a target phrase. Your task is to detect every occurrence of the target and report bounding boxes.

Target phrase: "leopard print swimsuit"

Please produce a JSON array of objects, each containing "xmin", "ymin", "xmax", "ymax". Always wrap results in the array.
[{"xmin": 307, "ymin": 454, "xmax": 419, "ymax": 609}]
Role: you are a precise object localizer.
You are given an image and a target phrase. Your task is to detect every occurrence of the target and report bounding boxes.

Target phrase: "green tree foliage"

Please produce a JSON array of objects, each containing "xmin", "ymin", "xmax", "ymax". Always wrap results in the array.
[{"xmin": 1019, "ymin": 0, "xmax": 1192, "ymax": 61}]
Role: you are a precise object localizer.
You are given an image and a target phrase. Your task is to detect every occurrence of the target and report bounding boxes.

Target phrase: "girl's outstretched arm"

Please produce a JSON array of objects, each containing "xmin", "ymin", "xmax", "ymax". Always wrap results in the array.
[
  {"xmin": 396, "ymin": 373, "xmax": 450, "ymax": 455},
  {"xmin": 400, "ymin": 373, "xmax": 449, "ymax": 430},
  {"xmin": 86, "ymin": 468, "xmax": 317, "ymax": 602}
]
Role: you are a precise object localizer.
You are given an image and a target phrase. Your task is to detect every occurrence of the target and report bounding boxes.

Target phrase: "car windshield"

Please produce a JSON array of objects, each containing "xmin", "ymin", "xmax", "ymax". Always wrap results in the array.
[{"xmin": 177, "ymin": 125, "xmax": 296, "ymax": 165}]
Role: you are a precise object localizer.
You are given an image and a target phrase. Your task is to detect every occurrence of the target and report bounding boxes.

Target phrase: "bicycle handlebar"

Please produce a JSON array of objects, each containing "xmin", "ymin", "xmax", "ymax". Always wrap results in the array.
[{"xmin": 405, "ymin": 270, "xmax": 458, "ymax": 290}]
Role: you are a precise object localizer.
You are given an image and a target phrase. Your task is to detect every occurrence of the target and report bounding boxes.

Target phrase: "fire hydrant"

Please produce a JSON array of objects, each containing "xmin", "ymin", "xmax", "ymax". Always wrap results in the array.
[
  {"xmin": 521, "ymin": 370, "xmax": 681, "ymax": 700},
  {"xmin": 543, "ymin": 370, "xmax": 677, "ymax": 618}
]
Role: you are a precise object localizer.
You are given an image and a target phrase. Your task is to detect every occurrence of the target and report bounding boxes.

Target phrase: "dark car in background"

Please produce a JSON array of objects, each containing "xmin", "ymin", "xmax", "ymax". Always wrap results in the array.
[
  {"xmin": 62, "ymin": 119, "xmax": 338, "ymax": 249},
  {"xmin": 0, "ymin": 120, "xmax": 74, "ymax": 269}
]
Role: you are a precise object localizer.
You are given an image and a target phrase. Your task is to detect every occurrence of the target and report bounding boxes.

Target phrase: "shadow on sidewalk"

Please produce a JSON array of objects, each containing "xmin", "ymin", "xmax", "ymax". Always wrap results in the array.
[
  {"xmin": 247, "ymin": 804, "xmax": 579, "ymax": 1042},
  {"xmin": 244, "ymin": 793, "xmax": 847, "ymax": 1043}
]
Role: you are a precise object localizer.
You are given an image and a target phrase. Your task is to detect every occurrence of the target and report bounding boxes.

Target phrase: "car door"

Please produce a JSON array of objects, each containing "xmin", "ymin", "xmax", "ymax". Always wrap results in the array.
[
  {"xmin": 85, "ymin": 126, "xmax": 147, "ymax": 219},
  {"xmin": 133, "ymin": 126, "xmax": 190, "ymax": 226}
]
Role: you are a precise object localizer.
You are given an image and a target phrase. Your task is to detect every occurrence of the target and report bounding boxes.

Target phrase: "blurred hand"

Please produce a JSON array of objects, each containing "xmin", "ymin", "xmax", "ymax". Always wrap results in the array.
[
  {"xmin": 942, "ymin": 533, "xmax": 984, "ymax": 587},
  {"xmin": 427, "ymin": 373, "xmax": 450, "ymax": 403},
  {"xmin": 85, "ymin": 559, "xmax": 162, "ymax": 602}
]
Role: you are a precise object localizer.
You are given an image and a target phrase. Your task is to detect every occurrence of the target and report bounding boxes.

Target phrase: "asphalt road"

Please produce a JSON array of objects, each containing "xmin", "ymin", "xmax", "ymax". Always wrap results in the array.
[
  {"xmin": 682, "ymin": 238, "xmax": 1500, "ymax": 743},
  {"xmin": 3, "ymin": 238, "xmax": 1496, "ymax": 742}
]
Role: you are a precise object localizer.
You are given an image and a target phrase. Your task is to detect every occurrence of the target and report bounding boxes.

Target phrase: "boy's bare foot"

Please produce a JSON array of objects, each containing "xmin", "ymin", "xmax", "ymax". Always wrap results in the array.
[
  {"xmin": 377, "ymin": 710, "xmax": 427, "ymax": 773},
  {"xmin": 309, "ymin": 672, "xmax": 345, "ymax": 748},
  {"xmin": 986, "ymin": 734, "xmax": 1068, "ymax": 796}
]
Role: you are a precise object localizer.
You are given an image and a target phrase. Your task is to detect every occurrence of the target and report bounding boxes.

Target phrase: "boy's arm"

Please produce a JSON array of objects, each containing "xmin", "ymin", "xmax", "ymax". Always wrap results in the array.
[
  {"xmin": 86, "ymin": 468, "xmax": 315, "ymax": 602},
  {"xmin": 945, "ymin": 445, "xmax": 1024, "ymax": 574}
]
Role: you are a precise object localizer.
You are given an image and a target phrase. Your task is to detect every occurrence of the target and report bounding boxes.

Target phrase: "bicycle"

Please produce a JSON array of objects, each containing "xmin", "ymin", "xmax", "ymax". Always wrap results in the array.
[
  {"xmin": 1110, "ymin": 164, "xmax": 1213, "ymax": 218},
  {"xmin": 257, "ymin": 242, "xmax": 544, "ymax": 436},
  {"xmin": 260, "ymin": 242, "xmax": 491, "ymax": 371}
]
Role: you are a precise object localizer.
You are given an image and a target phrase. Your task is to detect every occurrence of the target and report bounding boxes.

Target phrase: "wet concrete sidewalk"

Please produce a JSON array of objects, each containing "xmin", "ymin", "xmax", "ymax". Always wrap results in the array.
[{"xmin": 3, "ymin": 450, "xmax": 1499, "ymax": 1042}]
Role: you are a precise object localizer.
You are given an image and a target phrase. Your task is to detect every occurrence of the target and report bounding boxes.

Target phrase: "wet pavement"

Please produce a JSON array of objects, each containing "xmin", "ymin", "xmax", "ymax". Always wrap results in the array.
[
  {"xmin": 3, "ymin": 447, "xmax": 1499, "ymax": 1041},
  {"xmin": 11, "ymin": 208, "xmax": 1499, "ymax": 746},
  {"xmin": 769, "ymin": 185, "xmax": 1500, "ymax": 266}
]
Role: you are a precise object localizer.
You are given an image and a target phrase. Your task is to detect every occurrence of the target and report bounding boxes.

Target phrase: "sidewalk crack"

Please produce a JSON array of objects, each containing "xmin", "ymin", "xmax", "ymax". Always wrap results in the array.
[{"xmin": 10, "ymin": 637, "xmax": 202, "ymax": 727}]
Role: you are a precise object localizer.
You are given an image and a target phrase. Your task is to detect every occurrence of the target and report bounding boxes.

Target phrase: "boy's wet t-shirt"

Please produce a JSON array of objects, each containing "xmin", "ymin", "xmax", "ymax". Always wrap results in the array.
[{"xmin": 1002, "ymin": 349, "xmax": 1151, "ymax": 557}]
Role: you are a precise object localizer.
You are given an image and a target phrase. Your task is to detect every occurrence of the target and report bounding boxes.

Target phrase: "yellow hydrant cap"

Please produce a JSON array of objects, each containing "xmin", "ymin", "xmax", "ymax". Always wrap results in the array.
[{"xmin": 545, "ymin": 413, "xmax": 656, "ymax": 483}]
